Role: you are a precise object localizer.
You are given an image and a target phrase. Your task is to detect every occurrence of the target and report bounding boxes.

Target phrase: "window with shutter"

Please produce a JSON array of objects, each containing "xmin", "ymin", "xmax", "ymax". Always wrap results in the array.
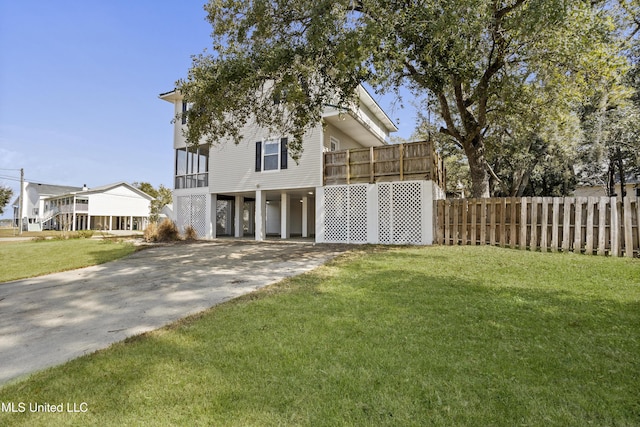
[{"xmin": 256, "ymin": 137, "xmax": 289, "ymax": 172}]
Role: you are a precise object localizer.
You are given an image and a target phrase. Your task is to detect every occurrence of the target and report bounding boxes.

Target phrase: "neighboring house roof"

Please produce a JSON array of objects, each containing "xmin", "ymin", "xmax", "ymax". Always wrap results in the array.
[
  {"xmin": 12, "ymin": 182, "xmax": 84, "ymax": 207},
  {"xmin": 46, "ymin": 182, "xmax": 155, "ymax": 201}
]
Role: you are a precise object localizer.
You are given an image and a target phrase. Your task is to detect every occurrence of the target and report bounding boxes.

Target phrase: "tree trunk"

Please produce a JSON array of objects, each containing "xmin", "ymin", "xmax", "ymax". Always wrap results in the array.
[{"xmin": 464, "ymin": 138, "xmax": 490, "ymax": 198}]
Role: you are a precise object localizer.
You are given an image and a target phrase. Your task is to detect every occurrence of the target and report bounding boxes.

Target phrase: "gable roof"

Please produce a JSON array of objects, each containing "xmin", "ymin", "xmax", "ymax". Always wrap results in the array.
[
  {"xmin": 71, "ymin": 182, "xmax": 155, "ymax": 200},
  {"xmin": 28, "ymin": 182, "xmax": 84, "ymax": 196}
]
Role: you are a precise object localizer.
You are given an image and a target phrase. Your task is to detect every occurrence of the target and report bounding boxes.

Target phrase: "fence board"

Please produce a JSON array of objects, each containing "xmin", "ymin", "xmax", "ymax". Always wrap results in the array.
[
  {"xmin": 436, "ymin": 197, "xmax": 639, "ymax": 258},
  {"xmin": 624, "ymin": 196, "xmax": 633, "ymax": 258},
  {"xmin": 574, "ymin": 198, "xmax": 583, "ymax": 252},
  {"xmin": 585, "ymin": 197, "xmax": 595, "ymax": 255},
  {"xmin": 480, "ymin": 198, "xmax": 487, "ymax": 245},
  {"xmin": 520, "ymin": 197, "xmax": 528, "ymax": 250},
  {"xmin": 562, "ymin": 198, "xmax": 572, "ymax": 252},
  {"xmin": 540, "ymin": 198, "xmax": 550, "ymax": 252},
  {"xmin": 530, "ymin": 197, "xmax": 539, "ymax": 249},
  {"xmin": 598, "ymin": 198, "xmax": 607, "ymax": 256}
]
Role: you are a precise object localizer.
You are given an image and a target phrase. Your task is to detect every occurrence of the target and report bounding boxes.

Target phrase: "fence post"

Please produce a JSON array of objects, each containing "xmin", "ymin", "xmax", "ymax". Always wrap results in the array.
[
  {"xmin": 461, "ymin": 198, "xmax": 468, "ymax": 245},
  {"xmin": 530, "ymin": 197, "xmax": 540, "ymax": 251},
  {"xmin": 490, "ymin": 199, "xmax": 497, "ymax": 246},
  {"xmin": 574, "ymin": 197, "xmax": 584, "ymax": 254},
  {"xmin": 611, "ymin": 197, "xmax": 620, "ymax": 257},
  {"xmin": 623, "ymin": 196, "xmax": 633, "ymax": 258},
  {"xmin": 480, "ymin": 198, "xmax": 487, "ymax": 245},
  {"xmin": 500, "ymin": 198, "xmax": 507, "ymax": 247},
  {"xmin": 540, "ymin": 197, "xmax": 550, "ymax": 252},
  {"xmin": 551, "ymin": 198, "xmax": 560, "ymax": 252},
  {"xmin": 598, "ymin": 198, "xmax": 607, "ymax": 256},
  {"xmin": 509, "ymin": 197, "xmax": 517, "ymax": 248},
  {"xmin": 562, "ymin": 197, "xmax": 573, "ymax": 252},
  {"xmin": 585, "ymin": 197, "xmax": 595, "ymax": 255},
  {"xmin": 453, "ymin": 199, "xmax": 460, "ymax": 244},
  {"xmin": 520, "ymin": 197, "xmax": 528, "ymax": 250}
]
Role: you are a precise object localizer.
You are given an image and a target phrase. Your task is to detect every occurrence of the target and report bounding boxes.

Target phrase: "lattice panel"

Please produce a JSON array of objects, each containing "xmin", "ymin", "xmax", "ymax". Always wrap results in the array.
[
  {"xmin": 177, "ymin": 194, "xmax": 207, "ymax": 238},
  {"xmin": 190, "ymin": 195, "xmax": 207, "ymax": 238},
  {"xmin": 378, "ymin": 184, "xmax": 393, "ymax": 244},
  {"xmin": 348, "ymin": 185, "xmax": 368, "ymax": 243},
  {"xmin": 392, "ymin": 182, "xmax": 422, "ymax": 244},
  {"xmin": 324, "ymin": 186, "xmax": 349, "ymax": 242},
  {"xmin": 177, "ymin": 196, "xmax": 190, "ymax": 233},
  {"xmin": 378, "ymin": 182, "xmax": 423, "ymax": 244}
]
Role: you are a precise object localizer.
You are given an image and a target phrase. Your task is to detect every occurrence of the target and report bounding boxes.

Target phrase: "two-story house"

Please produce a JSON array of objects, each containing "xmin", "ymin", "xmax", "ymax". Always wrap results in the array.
[
  {"xmin": 13, "ymin": 181, "xmax": 153, "ymax": 232},
  {"xmin": 160, "ymin": 85, "xmax": 445, "ymax": 244}
]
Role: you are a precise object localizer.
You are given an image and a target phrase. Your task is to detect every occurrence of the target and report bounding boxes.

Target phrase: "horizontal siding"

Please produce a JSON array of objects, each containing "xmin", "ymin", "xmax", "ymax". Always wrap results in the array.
[
  {"xmin": 87, "ymin": 186, "xmax": 151, "ymax": 216},
  {"xmin": 324, "ymin": 123, "xmax": 361, "ymax": 151},
  {"xmin": 210, "ymin": 122, "xmax": 324, "ymax": 194}
]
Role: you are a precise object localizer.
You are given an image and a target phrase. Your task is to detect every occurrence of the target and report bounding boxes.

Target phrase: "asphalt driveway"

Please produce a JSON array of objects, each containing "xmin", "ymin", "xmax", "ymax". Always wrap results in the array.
[{"xmin": 0, "ymin": 240, "xmax": 348, "ymax": 385}]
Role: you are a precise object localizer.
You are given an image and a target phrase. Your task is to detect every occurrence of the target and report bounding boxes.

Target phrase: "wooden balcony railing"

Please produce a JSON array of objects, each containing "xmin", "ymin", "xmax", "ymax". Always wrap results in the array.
[{"xmin": 323, "ymin": 140, "xmax": 446, "ymax": 189}]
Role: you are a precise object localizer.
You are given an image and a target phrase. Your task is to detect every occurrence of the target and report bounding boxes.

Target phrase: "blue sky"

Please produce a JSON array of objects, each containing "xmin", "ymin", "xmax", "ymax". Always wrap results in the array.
[{"xmin": 0, "ymin": 0, "xmax": 419, "ymax": 218}]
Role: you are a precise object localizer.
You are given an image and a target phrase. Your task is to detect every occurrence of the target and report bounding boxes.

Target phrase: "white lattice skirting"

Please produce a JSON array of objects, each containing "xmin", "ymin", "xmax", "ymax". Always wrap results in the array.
[
  {"xmin": 176, "ymin": 194, "xmax": 207, "ymax": 238},
  {"xmin": 317, "ymin": 180, "xmax": 442, "ymax": 245}
]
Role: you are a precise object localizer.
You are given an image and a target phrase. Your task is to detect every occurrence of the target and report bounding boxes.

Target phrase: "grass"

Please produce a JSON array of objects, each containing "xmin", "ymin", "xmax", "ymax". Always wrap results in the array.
[
  {"xmin": 0, "ymin": 239, "xmax": 137, "ymax": 283},
  {"xmin": 0, "ymin": 245, "xmax": 638, "ymax": 426}
]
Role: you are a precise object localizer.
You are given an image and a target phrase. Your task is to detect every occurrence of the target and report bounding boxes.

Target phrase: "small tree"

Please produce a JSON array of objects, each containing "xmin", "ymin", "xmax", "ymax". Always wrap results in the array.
[
  {"xmin": 0, "ymin": 185, "xmax": 13, "ymax": 216},
  {"xmin": 133, "ymin": 182, "xmax": 173, "ymax": 223}
]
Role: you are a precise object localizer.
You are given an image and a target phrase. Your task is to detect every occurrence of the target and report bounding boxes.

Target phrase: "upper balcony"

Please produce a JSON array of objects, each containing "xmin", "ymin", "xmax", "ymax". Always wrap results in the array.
[{"xmin": 323, "ymin": 140, "xmax": 446, "ymax": 189}]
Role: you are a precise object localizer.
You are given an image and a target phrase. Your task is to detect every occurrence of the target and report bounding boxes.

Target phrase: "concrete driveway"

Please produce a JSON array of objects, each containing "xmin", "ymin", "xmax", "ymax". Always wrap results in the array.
[{"xmin": 0, "ymin": 240, "xmax": 348, "ymax": 385}]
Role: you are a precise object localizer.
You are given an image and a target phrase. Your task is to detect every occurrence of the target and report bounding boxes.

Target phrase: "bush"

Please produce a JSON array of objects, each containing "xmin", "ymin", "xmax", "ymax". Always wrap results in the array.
[
  {"xmin": 77, "ymin": 230, "xmax": 94, "ymax": 239},
  {"xmin": 156, "ymin": 219, "xmax": 180, "ymax": 242},
  {"xmin": 183, "ymin": 225, "xmax": 198, "ymax": 241},
  {"xmin": 143, "ymin": 222, "xmax": 158, "ymax": 242}
]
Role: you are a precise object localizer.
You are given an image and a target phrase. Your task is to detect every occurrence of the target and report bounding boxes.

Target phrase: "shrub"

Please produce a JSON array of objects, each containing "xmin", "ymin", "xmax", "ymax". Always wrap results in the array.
[
  {"xmin": 183, "ymin": 225, "xmax": 198, "ymax": 241},
  {"xmin": 143, "ymin": 222, "xmax": 158, "ymax": 242},
  {"xmin": 77, "ymin": 230, "xmax": 94, "ymax": 239},
  {"xmin": 156, "ymin": 219, "xmax": 179, "ymax": 242}
]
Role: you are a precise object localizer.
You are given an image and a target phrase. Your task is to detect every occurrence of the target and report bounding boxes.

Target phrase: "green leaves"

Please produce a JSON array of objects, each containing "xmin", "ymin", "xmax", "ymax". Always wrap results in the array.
[{"xmin": 179, "ymin": 0, "xmax": 635, "ymax": 196}]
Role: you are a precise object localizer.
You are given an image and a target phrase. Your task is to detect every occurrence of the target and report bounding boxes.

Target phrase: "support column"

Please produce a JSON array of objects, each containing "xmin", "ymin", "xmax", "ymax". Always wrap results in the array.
[
  {"xmin": 315, "ymin": 187, "xmax": 325, "ymax": 243},
  {"xmin": 234, "ymin": 195, "xmax": 244, "ymax": 238},
  {"xmin": 281, "ymin": 192, "xmax": 290, "ymax": 239},
  {"xmin": 255, "ymin": 190, "xmax": 266, "ymax": 241},
  {"xmin": 208, "ymin": 194, "xmax": 217, "ymax": 239},
  {"xmin": 87, "ymin": 215, "xmax": 91, "ymax": 230},
  {"xmin": 109, "ymin": 216, "xmax": 113, "ymax": 231},
  {"xmin": 129, "ymin": 216, "xmax": 133, "ymax": 231},
  {"xmin": 302, "ymin": 196, "xmax": 308, "ymax": 238}
]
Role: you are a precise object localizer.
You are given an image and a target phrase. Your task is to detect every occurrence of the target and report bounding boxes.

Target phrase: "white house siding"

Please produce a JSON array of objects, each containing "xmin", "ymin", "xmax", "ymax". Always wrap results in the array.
[
  {"xmin": 209, "ymin": 124, "xmax": 324, "ymax": 194},
  {"xmin": 323, "ymin": 123, "xmax": 360, "ymax": 151},
  {"xmin": 88, "ymin": 186, "xmax": 150, "ymax": 217},
  {"xmin": 574, "ymin": 183, "xmax": 640, "ymax": 198}
]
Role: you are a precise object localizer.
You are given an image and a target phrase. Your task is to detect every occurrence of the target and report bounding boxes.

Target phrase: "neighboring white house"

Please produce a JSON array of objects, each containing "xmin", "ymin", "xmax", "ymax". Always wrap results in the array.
[
  {"xmin": 574, "ymin": 176, "xmax": 640, "ymax": 198},
  {"xmin": 160, "ymin": 85, "xmax": 445, "ymax": 244},
  {"xmin": 13, "ymin": 182, "xmax": 153, "ymax": 232}
]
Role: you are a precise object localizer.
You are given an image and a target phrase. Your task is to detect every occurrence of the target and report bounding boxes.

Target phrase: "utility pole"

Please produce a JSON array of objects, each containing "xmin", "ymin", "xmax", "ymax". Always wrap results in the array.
[{"xmin": 18, "ymin": 168, "xmax": 24, "ymax": 235}]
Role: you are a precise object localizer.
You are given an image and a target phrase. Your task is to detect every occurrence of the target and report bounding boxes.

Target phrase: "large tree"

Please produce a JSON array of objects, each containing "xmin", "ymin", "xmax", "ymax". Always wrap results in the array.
[{"xmin": 179, "ymin": 0, "xmax": 625, "ymax": 197}]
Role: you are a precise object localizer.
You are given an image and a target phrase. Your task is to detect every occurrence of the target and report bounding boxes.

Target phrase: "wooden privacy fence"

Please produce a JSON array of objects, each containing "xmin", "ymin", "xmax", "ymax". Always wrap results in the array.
[
  {"xmin": 324, "ymin": 141, "xmax": 446, "ymax": 189},
  {"xmin": 436, "ymin": 196, "xmax": 640, "ymax": 257}
]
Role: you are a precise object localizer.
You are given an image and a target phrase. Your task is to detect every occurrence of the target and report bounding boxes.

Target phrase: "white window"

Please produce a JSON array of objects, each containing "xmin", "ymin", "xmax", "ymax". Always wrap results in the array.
[
  {"xmin": 330, "ymin": 136, "xmax": 340, "ymax": 152},
  {"xmin": 255, "ymin": 138, "xmax": 288, "ymax": 172},
  {"xmin": 263, "ymin": 139, "xmax": 280, "ymax": 171}
]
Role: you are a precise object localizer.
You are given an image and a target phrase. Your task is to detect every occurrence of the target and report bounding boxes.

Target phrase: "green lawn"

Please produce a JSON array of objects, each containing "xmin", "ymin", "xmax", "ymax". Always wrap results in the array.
[
  {"xmin": 0, "ymin": 246, "xmax": 638, "ymax": 426},
  {"xmin": 0, "ymin": 239, "xmax": 137, "ymax": 283}
]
